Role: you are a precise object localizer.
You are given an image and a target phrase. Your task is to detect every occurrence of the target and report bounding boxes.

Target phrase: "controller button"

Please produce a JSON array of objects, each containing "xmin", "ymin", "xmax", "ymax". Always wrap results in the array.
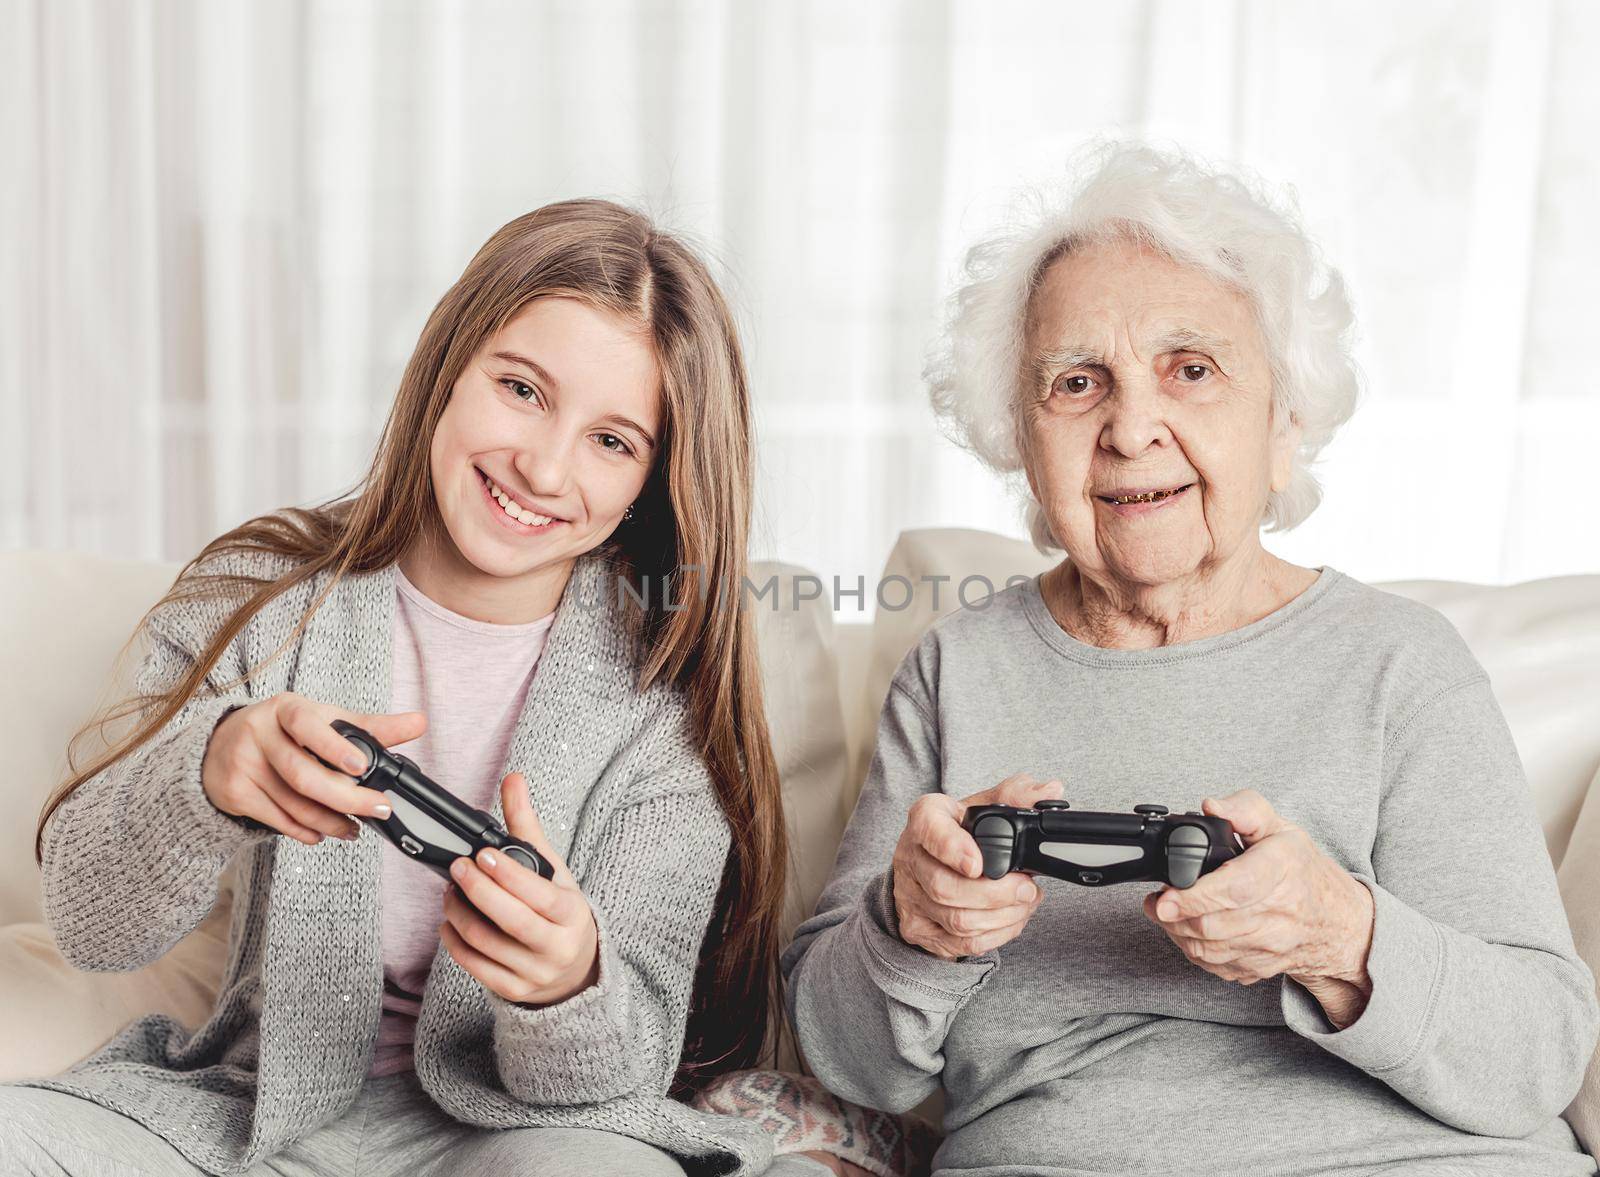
[
  {"xmin": 1035, "ymin": 799, "xmax": 1072, "ymax": 811},
  {"xmin": 400, "ymin": 834, "xmax": 424, "ymax": 857},
  {"xmin": 1078, "ymin": 871, "xmax": 1103, "ymax": 884},
  {"xmin": 1134, "ymin": 804, "xmax": 1169, "ymax": 816}
]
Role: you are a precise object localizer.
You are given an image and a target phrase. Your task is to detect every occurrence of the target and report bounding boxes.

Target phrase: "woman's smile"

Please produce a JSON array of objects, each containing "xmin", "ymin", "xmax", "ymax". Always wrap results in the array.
[{"xmin": 1095, "ymin": 482, "xmax": 1195, "ymax": 518}]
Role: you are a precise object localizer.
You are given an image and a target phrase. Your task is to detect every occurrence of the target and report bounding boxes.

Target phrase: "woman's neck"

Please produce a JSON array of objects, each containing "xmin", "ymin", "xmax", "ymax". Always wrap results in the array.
[{"xmin": 1040, "ymin": 548, "xmax": 1316, "ymax": 650}]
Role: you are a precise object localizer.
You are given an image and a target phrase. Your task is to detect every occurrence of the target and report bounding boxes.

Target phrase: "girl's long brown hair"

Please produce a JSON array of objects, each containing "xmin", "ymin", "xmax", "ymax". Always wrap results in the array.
[{"xmin": 34, "ymin": 199, "xmax": 790, "ymax": 1096}]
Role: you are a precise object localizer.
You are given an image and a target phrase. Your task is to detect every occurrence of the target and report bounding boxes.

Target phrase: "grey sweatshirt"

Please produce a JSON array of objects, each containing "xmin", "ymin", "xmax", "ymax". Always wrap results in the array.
[
  {"xmin": 782, "ymin": 566, "xmax": 1600, "ymax": 1176},
  {"xmin": 18, "ymin": 545, "xmax": 777, "ymax": 1176}
]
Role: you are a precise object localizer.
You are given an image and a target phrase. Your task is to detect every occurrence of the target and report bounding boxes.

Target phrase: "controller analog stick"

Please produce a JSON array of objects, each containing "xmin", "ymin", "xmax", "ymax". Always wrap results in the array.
[
  {"xmin": 971, "ymin": 814, "xmax": 1018, "ymax": 879},
  {"xmin": 1165, "ymin": 824, "xmax": 1212, "ymax": 888}
]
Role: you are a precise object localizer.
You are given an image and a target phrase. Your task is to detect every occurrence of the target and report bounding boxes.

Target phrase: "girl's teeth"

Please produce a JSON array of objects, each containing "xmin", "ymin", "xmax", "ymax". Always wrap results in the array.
[{"xmin": 484, "ymin": 475, "xmax": 551, "ymax": 526}]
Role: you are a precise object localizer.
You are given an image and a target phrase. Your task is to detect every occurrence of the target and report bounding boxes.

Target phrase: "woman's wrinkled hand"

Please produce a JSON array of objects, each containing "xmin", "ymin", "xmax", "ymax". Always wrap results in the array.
[
  {"xmin": 1143, "ymin": 789, "xmax": 1375, "ymax": 1025},
  {"xmin": 890, "ymin": 772, "xmax": 1063, "ymax": 960},
  {"xmin": 440, "ymin": 771, "xmax": 600, "ymax": 1007}
]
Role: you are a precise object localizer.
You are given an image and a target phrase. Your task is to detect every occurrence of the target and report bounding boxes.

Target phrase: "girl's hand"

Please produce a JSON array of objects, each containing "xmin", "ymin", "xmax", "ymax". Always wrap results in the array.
[
  {"xmin": 440, "ymin": 771, "xmax": 600, "ymax": 1007},
  {"xmin": 201, "ymin": 691, "xmax": 424, "ymax": 844}
]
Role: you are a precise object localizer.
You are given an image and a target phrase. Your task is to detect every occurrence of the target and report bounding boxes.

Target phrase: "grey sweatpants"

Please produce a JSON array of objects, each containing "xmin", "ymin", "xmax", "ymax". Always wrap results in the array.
[{"xmin": 0, "ymin": 1069, "xmax": 833, "ymax": 1176}]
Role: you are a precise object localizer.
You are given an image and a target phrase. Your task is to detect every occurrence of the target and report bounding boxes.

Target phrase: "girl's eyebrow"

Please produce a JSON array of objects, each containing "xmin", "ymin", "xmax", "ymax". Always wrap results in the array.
[
  {"xmin": 492, "ymin": 350, "xmax": 562, "ymax": 390},
  {"xmin": 492, "ymin": 350, "xmax": 656, "ymax": 450},
  {"xmin": 605, "ymin": 414, "xmax": 657, "ymax": 450}
]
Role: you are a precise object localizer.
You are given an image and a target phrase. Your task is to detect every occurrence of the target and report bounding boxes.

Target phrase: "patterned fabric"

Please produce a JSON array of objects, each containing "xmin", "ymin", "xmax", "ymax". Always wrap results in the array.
[{"xmin": 691, "ymin": 1069, "xmax": 939, "ymax": 1177}]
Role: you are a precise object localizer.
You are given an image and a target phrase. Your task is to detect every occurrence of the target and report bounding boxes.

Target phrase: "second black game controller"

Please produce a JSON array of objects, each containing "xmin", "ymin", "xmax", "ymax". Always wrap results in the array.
[
  {"xmin": 312, "ymin": 720, "xmax": 555, "ymax": 882},
  {"xmin": 961, "ymin": 801, "xmax": 1244, "ymax": 889}
]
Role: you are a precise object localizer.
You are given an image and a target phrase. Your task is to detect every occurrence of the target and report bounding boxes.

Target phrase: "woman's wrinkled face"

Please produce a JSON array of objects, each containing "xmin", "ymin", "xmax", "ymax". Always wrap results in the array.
[
  {"xmin": 1021, "ymin": 237, "xmax": 1298, "ymax": 588},
  {"xmin": 428, "ymin": 296, "xmax": 661, "ymax": 582}
]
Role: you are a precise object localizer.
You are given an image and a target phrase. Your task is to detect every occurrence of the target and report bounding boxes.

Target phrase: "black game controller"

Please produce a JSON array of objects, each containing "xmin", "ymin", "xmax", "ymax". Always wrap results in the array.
[
  {"xmin": 961, "ymin": 801, "xmax": 1245, "ymax": 889},
  {"xmin": 311, "ymin": 720, "xmax": 554, "ymax": 882}
]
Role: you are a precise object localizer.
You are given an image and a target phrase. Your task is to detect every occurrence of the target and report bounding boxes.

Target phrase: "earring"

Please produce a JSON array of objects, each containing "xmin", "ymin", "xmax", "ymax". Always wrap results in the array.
[{"xmin": 622, "ymin": 504, "xmax": 635, "ymax": 523}]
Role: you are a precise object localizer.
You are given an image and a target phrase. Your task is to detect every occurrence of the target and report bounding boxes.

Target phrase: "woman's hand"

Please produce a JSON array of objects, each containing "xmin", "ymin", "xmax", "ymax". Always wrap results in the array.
[
  {"xmin": 201, "ymin": 691, "xmax": 424, "ymax": 844},
  {"xmin": 890, "ymin": 773, "xmax": 1062, "ymax": 960},
  {"xmin": 1143, "ymin": 788, "xmax": 1375, "ymax": 1026},
  {"xmin": 440, "ymin": 771, "xmax": 600, "ymax": 1007}
]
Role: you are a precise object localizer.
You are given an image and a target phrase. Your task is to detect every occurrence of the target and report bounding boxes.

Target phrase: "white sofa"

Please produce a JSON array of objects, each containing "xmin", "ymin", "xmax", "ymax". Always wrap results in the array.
[{"xmin": 3, "ymin": 528, "xmax": 1598, "ymax": 1165}]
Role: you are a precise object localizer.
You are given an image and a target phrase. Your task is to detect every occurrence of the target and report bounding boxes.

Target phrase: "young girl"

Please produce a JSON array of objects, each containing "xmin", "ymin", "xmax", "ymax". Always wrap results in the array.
[{"xmin": 0, "ymin": 201, "xmax": 821, "ymax": 1176}]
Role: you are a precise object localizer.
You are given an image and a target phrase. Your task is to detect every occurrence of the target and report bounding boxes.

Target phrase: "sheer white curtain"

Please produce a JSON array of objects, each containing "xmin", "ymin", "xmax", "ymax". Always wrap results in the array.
[{"xmin": 5, "ymin": 0, "xmax": 1597, "ymax": 609}]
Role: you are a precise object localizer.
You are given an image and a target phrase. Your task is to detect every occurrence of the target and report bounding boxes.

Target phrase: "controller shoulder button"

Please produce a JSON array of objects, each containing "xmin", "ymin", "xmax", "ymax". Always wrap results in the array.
[
  {"xmin": 1035, "ymin": 799, "xmax": 1072, "ymax": 811},
  {"xmin": 1134, "ymin": 804, "xmax": 1169, "ymax": 816},
  {"xmin": 1167, "ymin": 824, "xmax": 1210, "ymax": 848}
]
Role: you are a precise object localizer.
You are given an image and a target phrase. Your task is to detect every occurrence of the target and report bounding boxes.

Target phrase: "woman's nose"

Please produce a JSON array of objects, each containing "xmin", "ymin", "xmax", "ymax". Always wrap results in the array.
[{"xmin": 1099, "ymin": 375, "xmax": 1171, "ymax": 457}]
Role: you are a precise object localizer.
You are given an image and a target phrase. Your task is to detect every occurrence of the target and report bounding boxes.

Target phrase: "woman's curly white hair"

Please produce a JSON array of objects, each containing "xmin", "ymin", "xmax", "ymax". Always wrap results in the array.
[{"xmin": 925, "ymin": 137, "xmax": 1363, "ymax": 553}]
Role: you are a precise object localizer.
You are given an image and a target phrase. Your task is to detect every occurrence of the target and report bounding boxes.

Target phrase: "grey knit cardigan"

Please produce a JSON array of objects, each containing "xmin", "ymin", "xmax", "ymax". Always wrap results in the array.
[{"xmin": 19, "ymin": 545, "xmax": 776, "ymax": 1176}]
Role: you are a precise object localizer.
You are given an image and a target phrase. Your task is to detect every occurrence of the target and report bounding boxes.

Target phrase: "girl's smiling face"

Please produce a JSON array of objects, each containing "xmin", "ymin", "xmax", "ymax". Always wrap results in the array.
[{"xmin": 406, "ymin": 296, "xmax": 662, "ymax": 622}]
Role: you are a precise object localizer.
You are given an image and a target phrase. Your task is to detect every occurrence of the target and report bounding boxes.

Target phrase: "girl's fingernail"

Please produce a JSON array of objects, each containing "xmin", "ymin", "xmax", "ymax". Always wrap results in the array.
[
  {"xmin": 1017, "ymin": 881, "xmax": 1037, "ymax": 902},
  {"xmin": 344, "ymin": 755, "xmax": 368, "ymax": 774},
  {"xmin": 479, "ymin": 849, "xmax": 498, "ymax": 870},
  {"xmin": 374, "ymin": 804, "xmax": 392, "ymax": 818}
]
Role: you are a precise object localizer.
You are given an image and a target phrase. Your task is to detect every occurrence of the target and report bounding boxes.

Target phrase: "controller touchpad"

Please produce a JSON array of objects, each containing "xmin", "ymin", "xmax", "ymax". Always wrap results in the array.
[
  {"xmin": 1038, "ymin": 842, "xmax": 1145, "ymax": 868},
  {"xmin": 385, "ymin": 790, "xmax": 475, "ymax": 856}
]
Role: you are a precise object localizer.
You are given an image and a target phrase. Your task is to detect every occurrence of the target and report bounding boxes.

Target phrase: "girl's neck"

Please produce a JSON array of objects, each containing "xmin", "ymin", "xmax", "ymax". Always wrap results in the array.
[{"xmin": 397, "ymin": 534, "xmax": 573, "ymax": 626}]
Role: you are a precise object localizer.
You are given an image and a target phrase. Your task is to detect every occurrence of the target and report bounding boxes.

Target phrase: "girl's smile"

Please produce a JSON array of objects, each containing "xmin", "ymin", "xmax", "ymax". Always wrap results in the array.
[{"xmin": 473, "ymin": 465, "xmax": 565, "ymax": 537}]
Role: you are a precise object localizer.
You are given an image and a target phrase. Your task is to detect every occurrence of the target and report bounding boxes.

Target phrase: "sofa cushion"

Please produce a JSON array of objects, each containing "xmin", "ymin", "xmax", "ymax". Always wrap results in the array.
[
  {"xmin": 746, "ymin": 561, "xmax": 852, "ymax": 946},
  {"xmin": 1559, "ymin": 762, "xmax": 1600, "ymax": 1156},
  {"xmin": 1, "ymin": 550, "xmax": 186, "ymax": 927},
  {"xmin": 0, "ymin": 863, "xmax": 236, "ymax": 1082}
]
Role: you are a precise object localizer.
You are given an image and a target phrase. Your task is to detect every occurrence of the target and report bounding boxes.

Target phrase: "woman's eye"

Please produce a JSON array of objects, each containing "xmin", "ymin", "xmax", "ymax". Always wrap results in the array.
[
  {"xmin": 1177, "ymin": 363, "xmax": 1212, "ymax": 383},
  {"xmin": 1054, "ymin": 374, "xmax": 1094, "ymax": 397},
  {"xmin": 596, "ymin": 433, "xmax": 633, "ymax": 456},
  {"xmin": 500, "ymin": 378, "xmax": 540, "ymax": 403}
]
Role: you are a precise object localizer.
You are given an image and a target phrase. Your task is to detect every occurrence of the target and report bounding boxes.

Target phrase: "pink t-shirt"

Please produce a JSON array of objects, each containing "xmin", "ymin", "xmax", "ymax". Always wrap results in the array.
[{"xmin": 367, "ymin": 565, "xmax": 556, "ymax": 1078}]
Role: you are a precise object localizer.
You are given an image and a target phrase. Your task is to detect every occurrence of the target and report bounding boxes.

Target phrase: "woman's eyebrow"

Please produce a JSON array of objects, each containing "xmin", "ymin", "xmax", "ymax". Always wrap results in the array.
[
  {"xmin": 491, "ymin": 350, "xmax": 562, "ymax": 390},
  {"xmin": 1033, "ymin": 328, "xmax": 1237, "ymax": 372},
  {"xmin": 1152, "ymin": 327, "xmax": 1237, "ymax": 361}
]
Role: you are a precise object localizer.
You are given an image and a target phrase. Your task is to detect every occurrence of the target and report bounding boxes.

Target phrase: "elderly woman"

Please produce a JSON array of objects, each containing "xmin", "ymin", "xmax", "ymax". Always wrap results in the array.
[{"xmin": 780, "ymin": 143, "xmax": 1600, "ymax": 1177}]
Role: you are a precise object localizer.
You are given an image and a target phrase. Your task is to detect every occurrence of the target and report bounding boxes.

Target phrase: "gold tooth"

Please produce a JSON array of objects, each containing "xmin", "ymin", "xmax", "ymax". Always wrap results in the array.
[{"xmin": 1111, "ymin": 486, "xmax": 1183, "ymax": 504}]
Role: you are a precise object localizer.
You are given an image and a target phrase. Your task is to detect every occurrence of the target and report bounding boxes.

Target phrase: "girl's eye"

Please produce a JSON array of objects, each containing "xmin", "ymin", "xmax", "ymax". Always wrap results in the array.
[
  {"xmin": 1177, "ymin": 363, "xmax": 1212, "ymax": 383},
  {"xmin": 595, "ymin": 433, "xmax": 633, "ymax": 457},
  {"xmin": 1054, "ymin": 374, "xmax": 1095, "ymax": 397},
  {"xmin": 500, "ymin": 378, "xmax": 540, "ymax": 404}
]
